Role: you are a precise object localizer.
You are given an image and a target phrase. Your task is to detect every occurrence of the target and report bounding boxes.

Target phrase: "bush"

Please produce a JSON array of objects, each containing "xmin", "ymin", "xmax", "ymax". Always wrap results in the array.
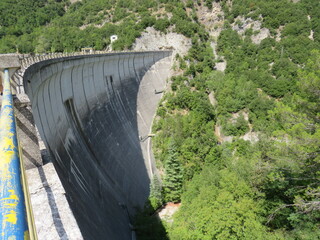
[
  {"xmin": 223, "ymin": 115, "xmax": 249, "ymax": 136},
  {"xmin": 154, "ymin": 18, "xmax": 170, "ymax": 32}
]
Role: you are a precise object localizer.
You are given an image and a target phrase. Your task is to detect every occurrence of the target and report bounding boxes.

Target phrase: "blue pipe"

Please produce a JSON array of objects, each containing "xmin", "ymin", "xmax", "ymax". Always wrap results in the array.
[{"xmin": 0, "ymin": 69, "xmax": 29, "ymax": 239}]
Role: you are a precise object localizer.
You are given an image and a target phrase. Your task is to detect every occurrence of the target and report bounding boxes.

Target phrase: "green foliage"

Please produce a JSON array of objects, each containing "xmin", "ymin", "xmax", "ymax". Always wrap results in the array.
[
  {"xmin": 248, "ymin": 95, "xmax": 275, "ymax": 132},
  {"xmin": 0, "ymin": 0, "xmax": 162, "ymax": 53},
  {"xmin": 170, "ymin": 167, "xmax": 273, "ymax": 240},
  {"xmin": 278, "ymin": 35, "xmax": 319, "ymax": 64},
  {"xmin": 187, "ymin": 40, "xmax": 215, "ymax": 73},
  {"xmin": 153, "ymin": 2, "xmax": 320, "ymax": 239},
  {"xmin": 0, "ymin": 0, "xmax": 69, "ymax": 52},
  {"xmin": 149, "ymin": 175, "xmax": 163, "ymax": 210},
  {"xmin": 217, "ymin": 27, "xmax": 242, "ymax": 54},
  {"xmin": 0, "ymin": 0, "xmax": 66, "ymax": 35},
  {"xmin": 298, "ymin": 49, "xmax": 320, "ymax": 106},
  {"xmin": 185, "ymin": 0, "xmax": 194, "ymax": 8},
  {"xmin": 223, "ymin": 0, "xmax": 310, "ymax": 31},
  {"xmin": 206, "ymin": 73, "xmax": 258, "ymax": 114},
  {"xmin": 163, "ymin": 140, "xmax": 183, "ymax": 202},
  {"xmin": 174, "ymin": 20, "xmax": 198, "ymax": 38},
  {"xmin": 223, "ymin": 115, "xmax": 249, "ymax": 136},
  {"xmin": 154, "ymin": 18, "xmax": 170, "ymax": 32},
  {"xmin": 153, "ymin": 92, "xmax": 217, "ymax": 182},
  {"xmin": 255, "ymin": 51, "xmax": 320, "ymax": 237},
  {"xmin": 272, "ymin": 58, "xmax": 297, "ymax": 80}
]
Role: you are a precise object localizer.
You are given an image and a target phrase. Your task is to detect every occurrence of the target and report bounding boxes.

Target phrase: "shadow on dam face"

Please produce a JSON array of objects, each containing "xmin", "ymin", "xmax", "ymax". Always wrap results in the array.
[{"xmin": 23, "ymin": 51, "xmax": 172, "ymax": 239}]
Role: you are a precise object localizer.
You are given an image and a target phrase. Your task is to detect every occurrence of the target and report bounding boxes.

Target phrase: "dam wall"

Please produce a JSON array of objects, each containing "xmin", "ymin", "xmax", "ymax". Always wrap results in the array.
[{"xmin": 23, "ymin": 51, "xmax": 172, "ymax": 239}]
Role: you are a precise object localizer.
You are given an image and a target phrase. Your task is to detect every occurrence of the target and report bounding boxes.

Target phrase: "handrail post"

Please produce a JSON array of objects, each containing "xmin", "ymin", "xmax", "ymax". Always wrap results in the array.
[{"xmin": 0, "ymin": 69, "xmax": 30, "ymax": 239}]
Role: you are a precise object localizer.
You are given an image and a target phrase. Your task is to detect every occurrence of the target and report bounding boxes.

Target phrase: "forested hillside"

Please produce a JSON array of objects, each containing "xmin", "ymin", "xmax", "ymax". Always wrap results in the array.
[{"xmin": 1, "ymin": 0, "xmax": 319, "ymax": 239}]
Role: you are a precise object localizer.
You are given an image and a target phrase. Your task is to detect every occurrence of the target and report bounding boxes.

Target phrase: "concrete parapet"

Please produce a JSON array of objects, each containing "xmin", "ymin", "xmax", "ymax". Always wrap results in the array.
[
  {"xmin": 14, "ymin": 95, "xmax": 42, "ymax": 170},
  {"xmin": 0, "ymin": 54, "xmax": 21, "ymax": 69}
]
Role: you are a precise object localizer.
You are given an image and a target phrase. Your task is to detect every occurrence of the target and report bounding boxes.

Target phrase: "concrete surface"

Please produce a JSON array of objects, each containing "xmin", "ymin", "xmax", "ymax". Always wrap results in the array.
[
  {"xmin": 23, "ymin": 51, "xmax": 172, "ymax": 239},
  {"xmin": 26, "ymin": 161, "xmax": 83, "ymax": 240},
  {"xmin": 0, "ymin": 54, "xmax": 21, "ymax": 69}
]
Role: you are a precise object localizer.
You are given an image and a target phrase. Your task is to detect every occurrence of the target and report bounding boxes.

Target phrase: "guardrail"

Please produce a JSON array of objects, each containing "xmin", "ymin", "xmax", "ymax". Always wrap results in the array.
[{"xmin": 0, "ymin": 69, "xmax": 37, "ymax": 239}]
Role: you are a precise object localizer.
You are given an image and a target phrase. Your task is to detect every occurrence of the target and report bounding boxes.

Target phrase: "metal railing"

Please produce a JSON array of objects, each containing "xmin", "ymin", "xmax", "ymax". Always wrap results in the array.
[{"xmin": 0, "ymin": 69, "xmax": 37, "ymax": 239}]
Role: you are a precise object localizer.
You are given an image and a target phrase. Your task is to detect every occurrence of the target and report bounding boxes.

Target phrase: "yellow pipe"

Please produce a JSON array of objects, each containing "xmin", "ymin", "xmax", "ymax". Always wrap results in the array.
[{"xmin": 18, "ymin": 142, "xmax": 38, "ymax": 240}]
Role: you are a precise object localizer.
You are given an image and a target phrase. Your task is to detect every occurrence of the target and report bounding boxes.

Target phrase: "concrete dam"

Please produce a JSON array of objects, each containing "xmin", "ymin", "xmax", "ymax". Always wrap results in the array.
[{"xmin": 22, "ymin": 51, "xmax": 172, "ymax": 239}]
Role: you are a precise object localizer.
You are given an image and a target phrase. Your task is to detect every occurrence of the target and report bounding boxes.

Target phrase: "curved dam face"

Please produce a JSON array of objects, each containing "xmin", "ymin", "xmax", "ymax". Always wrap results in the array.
[{"xmin": 23, "ymin": 51, "xmax": 172, "ymax": 239}]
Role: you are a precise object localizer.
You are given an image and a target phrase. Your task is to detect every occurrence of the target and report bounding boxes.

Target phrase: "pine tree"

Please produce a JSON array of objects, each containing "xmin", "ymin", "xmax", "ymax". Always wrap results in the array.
[
  {"xmin": 149, "ymin": 175, "xmax": 162, "ymax": 210},
  {"xmin": 163, "ymin": 140, "xmax": 183, "ymax": 203}
]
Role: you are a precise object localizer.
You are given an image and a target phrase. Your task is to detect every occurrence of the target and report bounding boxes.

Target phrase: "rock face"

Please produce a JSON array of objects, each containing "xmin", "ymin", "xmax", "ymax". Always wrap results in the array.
[
  {"xmin": 23, "ymin": 52, "xmax": 172, "ymax": 240},
  {"xmin": 251, "ymin": 28, "xmax": 270, "ymax": 44},
  {"xmin": 196, "ymin": 2, "xmax": 224, "ymax": 39},
  {"xmin": 157, "ymin": 202, "xmax": 181, "ymax": 224},
  {"xmin": 232, "ymin": 16, "xmax": 270, "ymax": 44},
  {"xmin": 195, "ymin": 2, "xmax": 226, "ymax": 70},
  {"xmin": 133, "ymin": 27, "xmax": 192, "ymax": 56}
]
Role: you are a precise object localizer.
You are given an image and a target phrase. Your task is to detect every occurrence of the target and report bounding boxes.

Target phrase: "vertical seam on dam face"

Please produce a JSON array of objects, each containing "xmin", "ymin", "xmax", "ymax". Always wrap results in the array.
[
  {"xmin": 81, "ymin": 64, "xmax": 90, "ymax": 113},
  {"xmin": 23, "ymin": 51, "xmax": 172, "ymax": 240}
]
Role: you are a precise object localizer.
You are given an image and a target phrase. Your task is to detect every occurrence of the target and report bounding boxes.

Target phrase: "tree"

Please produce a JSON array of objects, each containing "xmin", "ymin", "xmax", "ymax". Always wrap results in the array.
[
  {"xmin": 163, "ymin": 140, "xmax": 183, "ymax": 202},
  {"xmin": 261, "ymin": 51, "xmax": 320, "ymax": 234},
  {"xmin": 149, "ymin": 175, "xmax": 163, "ymax": 210},
  {"xmin": 298, "ymin": 49, "xmax": 320, "ymax": 108},
  {"xmin": 170, "ymin": 167, "xmax": 273, "ymax": 240}
]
